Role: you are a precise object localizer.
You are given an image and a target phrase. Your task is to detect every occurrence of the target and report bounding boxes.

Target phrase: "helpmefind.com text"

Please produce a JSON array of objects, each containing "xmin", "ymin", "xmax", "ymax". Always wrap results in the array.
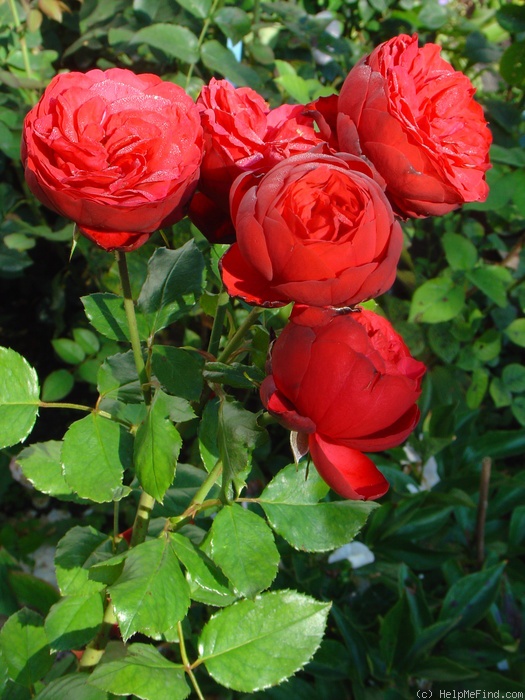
[{"xmin": 416, "ymin": 691, "xmax": 524, "ymax": 699}]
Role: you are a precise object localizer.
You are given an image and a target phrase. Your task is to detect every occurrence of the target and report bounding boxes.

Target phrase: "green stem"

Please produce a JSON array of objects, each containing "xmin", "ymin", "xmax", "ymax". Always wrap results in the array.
[
  {"xmin": 115, "ymin": 250, "xmax": 152, "ymax": 406},
  {"xmin": 113, "ymin": 501, "xmax": 119, "ymax": 552},
  {"xmin": 207, "ymin": 295, "xmax": 229, "ymax": 358},
  {"xmin": 217, "ymin": 306, "xmax": 261, "ymax": 364},
  {"xmin": 38, "ymin": 401, "xmax": 133, "ymax": 429},
  {"xmin": 178, "ymin": 621, "xmax": 205, "ymax": 700},
  {"xmin": 185, "ymin": 0, "xmax": 222, "ymax": 89},
  {"xmin": 78, "ymin": 602, "xmax": 117, "ymax": 670},
  {"xmin": 38, "ymin": 400, "xmax": 94, "ymax": 412},
  {"xmin": 115, "ymin": 250, "xmax": 156, "ymax": 545},
  {"xmin": 7, "ymin": 0, "xmax": 34, "ymax": 79},
  {"xmin": 130, "ymin": 490, "xmax": 156, "ymax": 547},
  {"xmin": 169, "ymin": 462, "xmax": 223, "ymax": 529}
]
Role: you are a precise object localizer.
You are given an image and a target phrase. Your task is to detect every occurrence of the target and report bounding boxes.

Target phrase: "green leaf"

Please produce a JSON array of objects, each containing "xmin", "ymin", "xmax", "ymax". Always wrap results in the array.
[
  {"xmin": 51, "ymin": 339, "xmax": 86, "ymax": 365},
  {"xmin": 409, "ymin": 278, "xmax": 465, "ymax": 323},
  {"xmin": 218, "ymin": 398, "xmax": 264, "ymax": 495},
  {"xmin": 109, "ymin": 536, "xmax": 190, "ymax": 641},
  {"xmin": 472, "ymin": 329, "xmax": 501, "ymax": 363},
  {"xmin": 62, "ymin": 414, "xmax": 133, "ymax": 503},
  {"xmin": 207, "ymin": 504, "xmax": 279, "ymax": 598},
  {"xmin": 34, "ymin": 673, "xmax": 108, "ymax": 700},
  {"xmin": 380, "ymin": 593, "xmax": 412, "ymax": 672},
  {"xmin": 0, "ymin": 347, "xmax": 39, "ymax": 448},
  {"xmin": 72, "ymin": 328, "xmax": 100, "ymax": 355},
  {"xmin": 490, "ymin": 144, "xmax": 525, "ymax": 167},
  {"xmin": 0, "ymin": 609, "xmax": 54, "ymax": 688},
  {"xmin": 151, "ymin": 346, "xmax": 204, "ymax": 401},
  {"xmin": 497, "ymin": 2, "xmax": 525, "ymax": 32},
  {"xmin": 214, "ymin": 7, "xmax": 251, "ymax": 43},
  {"xmin": 175, "ymin": 0, "xmax": 211, "ymax": 19},
  {"xmin": 489, "ymin": 377, "xmax": 512, "ymax": 408},
  {"xmin": 201, "ymin": 40, "xmax": 262, "ymax": 89},
  {"xmin": 505, "ymin": 318, "xmax": 525, "ymax": 347},
  {"xmin": 89, "ymin": 643, "xmax": 189, "ymax": 700},
  {"xmin": 511, "ymin": 395, "xmax": 525, "ymax": 425},
  {"xmin": 199, "ymin": 590, "xmax": 330, "ymax": 692},
  {"xmin": 199, "ymin": 397, "xmax": 220, "ymax": 472},
  {"xmin": 412, "ymin": 656, "xmax": 478, "ymax": 681},
  {"xmin": 439, "ymin": 563, "xmax": 506, "ymax": 629},
  {"xmin": 502, "ymin": 363, "xmax": 525, "ymax": 393},
  {"xmin": 428, "ymin": 324, "xmax": 460, "ymax": 363},
  {"xmin": 134, "ymin": 390, "xmax": 183, "ymax": 502},
  {"xmin": 81, "ymin": 293, "xmax": 149, "ymax": 342},
  {"xmin": 418, "ymin": 1, "xmax": 448, "ymax": 29},
  {"xmin": 169, "ymin": 534, "xmax": 237, "ymax": 607},
  {"xmin": 466, "ymin": 368, "xmax": 489, "ymax": 410},
  {"xmin": 7, "ymin": 572, "xmax": 60, "ymax": 617},
  {"xmin": 44, "ymin": 594, "xmax": 104, "ymax": 651},
  {"xmin": 137, "ymin": 242, "xmax": 205, "ymax": 336},
  {"xmin": 442, "ymin": 233, "xmax": 477, "ymax": 271},
  {"xmin": 131, "ymin": 23, "xmax": 199, "ymax": 63},
  {"xmin": 441, "ymin": 629, "xmax": 508, "ymax": 670},
  {"xmin": 203, "ymin": 361, "xmax": 265, "ymax": 389},
  {"xmin": 467, "ymin": 266, "xmax": 511, "ymax": 308},
  {"xmin": 55, "ymin": 526, "xmax": 113, "ymax": 597},
  {"xmin": 41, "ymin": 370, "xmax": 74, "ymax": 402},
  {"xmin": 260, "ymin": 464, "xmax": 377, "ymax": 552},
  {"xmin": 97, "ymin": 351, "xmax": 142, "ymax": 406},
  {"xmin": 406, "ymin": 618, "xmax": 460, "ymax": 664},
  {"xmin": 500, "ymin": 40, "xmax": 525, "ymax": 88},
  {"xmin": 509, "ymin": 505, "xmax": 525, "ymax": 548},
  {"xmin": 16, "ymin": 441, "xmax": 75, "ymax": 500}
]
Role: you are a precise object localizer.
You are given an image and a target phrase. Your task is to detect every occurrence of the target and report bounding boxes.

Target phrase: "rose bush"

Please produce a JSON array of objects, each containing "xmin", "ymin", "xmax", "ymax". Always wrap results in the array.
[
  {"xmin": 220, "ymin": 150, "xmax": 403, "ymax": 308},
  {"xmin": 260, "ymin": 305, "xmax": 426, "ymax": 500},
  {"xmin": 337, "ymin": 34, "xmax": 492, "ymax": 218},
  {"xmin": 21, "ymin": 68, "xmax": 203, "ymax": 251},
  {"xmin": 189, "ymin": 78, "xmax": 324, "ymax": 242}
]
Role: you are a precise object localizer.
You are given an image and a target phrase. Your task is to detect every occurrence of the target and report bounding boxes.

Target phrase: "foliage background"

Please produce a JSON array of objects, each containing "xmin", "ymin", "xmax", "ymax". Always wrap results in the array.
[{"xmin": 0, "ymin": 0, "xmax": 524, "ymax": 697}]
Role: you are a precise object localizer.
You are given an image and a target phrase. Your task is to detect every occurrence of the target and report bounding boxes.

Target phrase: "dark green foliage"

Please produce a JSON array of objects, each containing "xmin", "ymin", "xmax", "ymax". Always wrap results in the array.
[{"xmin": 0, "ymin": 0, "xmax": 524, "ymax": 697}]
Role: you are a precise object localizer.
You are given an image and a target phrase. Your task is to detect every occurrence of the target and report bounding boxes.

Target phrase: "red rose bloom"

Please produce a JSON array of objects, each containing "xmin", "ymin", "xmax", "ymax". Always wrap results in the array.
[
  {"xmin": 190, "ymin": 78, "xmax": 325, "ymax": 243},
  {"xmin": 21, "ymin": 68, "xmax": 203, "ymax": 251},
  {"xmin": 337, "ymin": 34, "xmax": 492, "ymax": 218},
  {"xmin": 260, "ymin": 306, "xmax": 426, "ymax": 500},
  {"xmin": 220, "ymin": 150, "xmax": 403, "ymax": 308}
]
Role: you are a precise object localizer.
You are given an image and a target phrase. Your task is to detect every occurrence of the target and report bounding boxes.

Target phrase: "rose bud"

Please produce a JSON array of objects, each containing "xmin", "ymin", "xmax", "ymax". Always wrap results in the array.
[
  {"xmin": 21, "ymin": 68, "xmax": 203, "ymax": 251},
  {"xmin": 337, "ymin": 34, "xmax": 492, "ymax": 218},
  {"xmin": 190, "ymin": 78, "xmax": 325, "ymax": 243},
  {"xmin": 220, "ymin": 150, "xmax": 403, "ymax": 308},
  {"xmin": 260, "ymin": 306, "xmax": 426, "ymax": 500}
]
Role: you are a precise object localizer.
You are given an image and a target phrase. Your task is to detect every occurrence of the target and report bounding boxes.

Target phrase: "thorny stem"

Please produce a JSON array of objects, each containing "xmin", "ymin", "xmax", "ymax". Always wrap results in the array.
[
  {"xmin": 178, "ymin": 621, "xmax": 205, "ymax": 700},
  {"xmin": 185, "ymin": 0, "xmax": 222, "ymax": 89},
  {"xmin": 7, "ymin": 0, "xmax": 34, "ymax": 79},
  {"xmin": 169, "ymin": 461, "xmax": 223, "ymax": 529},
  {"xmin": 130, "ymin": 490, "xmax": 156, "ymax": 547},
  {"xmin": 475, "ymin": 456, "xmax": 492, "ymax": 566},
  {"xmin": 113, "ymin": 501, "xmax": 119, "ymax": 552},
  {"xmin": 207, "ymin": 293, "xmax": 229, "ymax": 358},
  {"xmin": 78, "ymin": 602, "xmax": 117, "ymax": 670},
  {"xmin": 217, "ymin": 306, "xmax": 262, "ymax": 363},
  {"xmin": 115, "ymin": 250, "xmax": 152, "ymax": 406},
  {"xmin": 115, "ymin": 252, "xmax": 156, "ymax": 543}
]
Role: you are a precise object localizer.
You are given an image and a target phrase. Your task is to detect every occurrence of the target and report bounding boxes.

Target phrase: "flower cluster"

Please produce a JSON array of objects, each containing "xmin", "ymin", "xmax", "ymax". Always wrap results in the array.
[{"xmin": 22, "ymin": 34, "xmax": 491, "ymax": 500}]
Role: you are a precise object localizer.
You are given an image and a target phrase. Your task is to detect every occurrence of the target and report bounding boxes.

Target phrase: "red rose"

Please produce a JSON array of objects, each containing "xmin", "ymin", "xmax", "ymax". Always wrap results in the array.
[
  {"xmin": 337, "ymin": 34, "xmax": 492, "ymax": 218},
  {"xmin": 190, "ymin": 78, "xmax": 324, "ymax": 243},
  {"xmin": 260, "ymin": 306, "xmax": 426, "ymax": 500},
  {"xmin": 21, "ymin": 68, "xmax": 203, "ymax": 251},
  {"xmin": 220, "ymin": 150, "xmax": 403, "ymax": 308}
]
